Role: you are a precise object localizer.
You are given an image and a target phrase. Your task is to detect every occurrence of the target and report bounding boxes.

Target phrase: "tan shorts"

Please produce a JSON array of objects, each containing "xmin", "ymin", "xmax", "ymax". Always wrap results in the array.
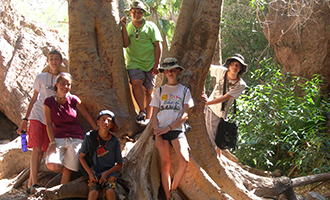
[
  {"xmin": 205, "ymin": 107, "xmax": 221, "ymax": 149},
  {"xmin": 46, "ymin": 138, "xmax": 83, "ymax": 172}
]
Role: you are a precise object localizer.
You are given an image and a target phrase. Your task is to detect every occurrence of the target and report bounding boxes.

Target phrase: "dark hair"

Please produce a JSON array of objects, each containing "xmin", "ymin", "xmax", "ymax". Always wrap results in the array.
[
  {"xmin": 227, "ymin": 59, "xmax": 247, "ymax": 76},
  {"xmin": 48, "ymin": 49, "xmax": 63, "ymax": 60},
  {"xmin": 53, "ymin": 72, "xmax": 72, "ymax": 92}
]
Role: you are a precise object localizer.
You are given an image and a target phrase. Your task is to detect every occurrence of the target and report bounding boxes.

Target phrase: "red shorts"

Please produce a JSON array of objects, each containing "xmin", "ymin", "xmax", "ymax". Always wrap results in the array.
[{"xmin": 28, "ymin": 120, "xmax": 49, "ymax": 152}]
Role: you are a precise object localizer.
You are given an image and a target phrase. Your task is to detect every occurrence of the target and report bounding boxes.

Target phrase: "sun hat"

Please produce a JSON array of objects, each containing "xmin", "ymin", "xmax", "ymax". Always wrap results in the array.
[
  {"xmin": 224, "ymin": 53, "xmax": 248, "ymax": 75},
  {"xmin": 97, "ymin": 110, "xmax": 119, "ymax": 132},
  {"xmin": 158, "ymin": 57, "xmax": 184, "ymax": 73},
  {"xmin": 124, "ymin": 1, "xmax": 150, "ymax": 16}
]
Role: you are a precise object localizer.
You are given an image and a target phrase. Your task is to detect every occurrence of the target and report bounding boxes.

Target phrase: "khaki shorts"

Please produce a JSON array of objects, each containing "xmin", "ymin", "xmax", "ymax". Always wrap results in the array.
[
  {"xmin": 46, "ymin": 138, "xmax": 83, "ymax": 172},
  {"xmin": 205, "ymin": 107, "xmax": 221, "ymax": 149},
  {"xmin": 28, "ymin": 120, "xmax": 49, "ymax": 152},
  {"xmin": 128, "ymin": 68, "xmax": 155, "ymax": 90}
]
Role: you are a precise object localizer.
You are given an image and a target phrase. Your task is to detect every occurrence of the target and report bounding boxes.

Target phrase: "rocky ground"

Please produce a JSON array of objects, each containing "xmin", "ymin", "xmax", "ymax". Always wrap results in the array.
[{"xmin": 0, "ymin": 137, "xmax": 329, "ymax": 200}]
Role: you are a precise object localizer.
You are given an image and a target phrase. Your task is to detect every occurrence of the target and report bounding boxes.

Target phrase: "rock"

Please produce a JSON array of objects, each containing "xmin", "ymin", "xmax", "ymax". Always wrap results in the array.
[
  {"xmin": 0, "ymin": 0, "xmax": 68, "ymax": 129},
  {"xmin": 263, "ymin": 0, "xmax": 330, "ymax": 93},
  {"xmin": 306, "ymin": 192, "xmax": 326, "ymax": 200}
]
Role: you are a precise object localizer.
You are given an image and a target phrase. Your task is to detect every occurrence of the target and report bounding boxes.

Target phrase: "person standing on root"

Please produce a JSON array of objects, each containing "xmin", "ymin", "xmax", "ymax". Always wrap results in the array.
[
  {"xmin": 150, "ymin": 58, "xmax": 194, "ymax": 200},
  {"xmin": 44, "ymin": 72, "xmax": 98, "ymax": 184},
  {"xmin": 120, "ymin": 0, "xmax": 162, "ymax": 126},
  {"xmin": 16, "ymin": 49, "xmax": 66, "ymax": 194},
  {"xmin": 79, "ymin": 110, "xmax": 123, "ymax": 200},
  {"xmin": 201, "ymin": 54, "xmax": 247, "ymax": 157}
]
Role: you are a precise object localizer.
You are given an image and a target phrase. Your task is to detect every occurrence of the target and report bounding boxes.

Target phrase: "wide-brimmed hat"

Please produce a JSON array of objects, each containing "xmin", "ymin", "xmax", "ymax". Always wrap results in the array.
[
  {"xmin": 124, "ymin": 1, "xmax": 150, "ymax": 16},
  {"xmin": 224, "ymin": 53, "xmax": 248, "ymax": 75},
  {"xmin": 158, "ymin": 57, "xmax": 184, "ymax": 73},
  {"xmin": 97, "ymin": 110, "xmax": 119, "ymax": 132}
]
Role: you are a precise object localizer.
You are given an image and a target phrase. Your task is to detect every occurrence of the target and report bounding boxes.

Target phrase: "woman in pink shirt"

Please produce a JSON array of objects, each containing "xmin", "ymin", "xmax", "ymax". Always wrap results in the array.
[{"xmin": 44, "ymin": 72, "xmax": 98, "ymax": 184}]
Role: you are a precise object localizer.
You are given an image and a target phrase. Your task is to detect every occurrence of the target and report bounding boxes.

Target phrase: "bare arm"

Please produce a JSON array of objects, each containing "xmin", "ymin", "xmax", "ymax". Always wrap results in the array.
[
  {"xmin": 44, "ymin": 104, "xmax": 57, "ymax": 155},
  {"xmin": 16, "ymin": 90, "xmax": 39, "ymax": 134},
  {"xmin": 99, "ymin": 162, "xmax": 123, "ymax": 185},
  {"xmin": 79, "ymin": 153, "xmax": 97, "ymax": 182},
  {"xmin": 76, "ymin": 99, "xmax": 98, "ymax": 130},
  {"xmin": 202, "ymin": 93, "xmax": 233, "ymax": 106},
  {"xmin": 152, "ymin": 41, "xmax": 161, "ymax": 75},
  {"xmin": 120, "ymin": 16, "xmax": 130, "ymax": 48}
]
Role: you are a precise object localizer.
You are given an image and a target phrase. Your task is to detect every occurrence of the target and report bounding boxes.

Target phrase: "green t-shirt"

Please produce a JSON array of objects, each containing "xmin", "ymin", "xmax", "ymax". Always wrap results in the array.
[{"xmin": 125, "ymin": 20, "xmax": 163, "ymax": 72}]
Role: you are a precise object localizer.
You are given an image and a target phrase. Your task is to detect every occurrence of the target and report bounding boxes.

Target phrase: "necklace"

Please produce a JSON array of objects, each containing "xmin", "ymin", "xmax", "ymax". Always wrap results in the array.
[
  {"xmin": 55, "ymin": 96, "xmax": 66, "ymax": 111},
  {"xmin": 97, "ymin": 133, "xmax": 112, "ymax": 148},
  {"xmin": 226, "ymin": 74, "xmax": 240, "ymax": 87}
]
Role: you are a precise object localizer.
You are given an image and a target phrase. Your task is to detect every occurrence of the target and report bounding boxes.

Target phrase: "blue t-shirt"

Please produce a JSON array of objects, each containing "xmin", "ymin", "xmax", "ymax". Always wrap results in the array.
[{"xmin": 80, "ymin": 131, "xmax": 123, "ymax": 177}]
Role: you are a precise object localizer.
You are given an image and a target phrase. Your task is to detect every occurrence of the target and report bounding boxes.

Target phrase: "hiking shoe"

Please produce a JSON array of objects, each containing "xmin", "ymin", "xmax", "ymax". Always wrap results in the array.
[
  {"xmin": 136, "ymin": 111, "xmax": 146, "ymax": 124},
  {"xmin": 170, "ymin": 190, "xmax": 181, "ymax": 200},
  {"xmin": 140, "ymin": 118, "xmax": 150, "ymax": 126},
  {"xmin": 30, "ymin": 184, "xmax": 40, "ymax": 194}
]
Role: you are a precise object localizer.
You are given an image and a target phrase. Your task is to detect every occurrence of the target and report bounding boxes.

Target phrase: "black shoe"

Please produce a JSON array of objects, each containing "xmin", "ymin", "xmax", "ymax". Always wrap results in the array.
[{"xmin": 136, "ymin": 111, "xmax": 146, "ymax": 124}]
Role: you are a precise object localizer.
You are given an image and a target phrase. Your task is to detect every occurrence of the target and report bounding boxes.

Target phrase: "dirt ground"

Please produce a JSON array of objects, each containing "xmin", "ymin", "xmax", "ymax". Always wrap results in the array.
[{"xmin": 294, "ymin": 181, "xmax": 330, "ymax": 199}]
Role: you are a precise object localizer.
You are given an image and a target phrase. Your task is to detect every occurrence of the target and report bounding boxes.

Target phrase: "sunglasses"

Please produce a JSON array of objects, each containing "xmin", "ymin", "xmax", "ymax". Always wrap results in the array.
[{"xmin": 135, "ymin": 29, "xmax": 139, "ymax": 40}]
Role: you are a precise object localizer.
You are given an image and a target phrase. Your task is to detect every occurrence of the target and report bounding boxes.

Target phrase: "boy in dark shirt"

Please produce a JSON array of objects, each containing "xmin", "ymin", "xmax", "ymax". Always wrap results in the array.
[{"xmin": 79, "ymin": 110, "xmax": 123, "ymax": 200}]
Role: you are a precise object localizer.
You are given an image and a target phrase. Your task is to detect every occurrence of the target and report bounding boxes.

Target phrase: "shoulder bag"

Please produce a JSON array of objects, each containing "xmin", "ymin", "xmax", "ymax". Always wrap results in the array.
[{"xmin": 214, "ymin": 71, "xmax": 239, "ymax": 150}]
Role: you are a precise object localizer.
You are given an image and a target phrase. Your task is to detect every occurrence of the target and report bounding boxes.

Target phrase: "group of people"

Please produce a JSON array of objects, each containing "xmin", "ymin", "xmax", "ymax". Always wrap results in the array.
[{"xmin": 16, "ymin": 1, "xmax": 248, "ymax": 200}]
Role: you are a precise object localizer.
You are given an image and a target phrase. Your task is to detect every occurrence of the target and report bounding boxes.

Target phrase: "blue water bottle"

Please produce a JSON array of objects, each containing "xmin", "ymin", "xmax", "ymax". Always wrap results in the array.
[{"xmin": 21, "ymin": 130, "xmax": 28, "ymax": 152}]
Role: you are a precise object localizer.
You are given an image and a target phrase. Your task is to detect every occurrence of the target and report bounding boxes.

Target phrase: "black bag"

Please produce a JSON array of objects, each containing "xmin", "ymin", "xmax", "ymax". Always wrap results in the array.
[
  {"xmin": 214, "ymin": 71, "xmax": 239, "ymax": 150},
  {"xmin": 215, "ymin": 118, "xmax": 238, "ymax": 150}
]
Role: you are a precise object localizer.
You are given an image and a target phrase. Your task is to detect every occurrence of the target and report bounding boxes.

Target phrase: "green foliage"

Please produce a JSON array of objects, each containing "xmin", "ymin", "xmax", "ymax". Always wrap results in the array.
[
  {"xmin": 11, "ymin": 0, "xmax": 68, "ymax": 35},
  {"xmin": 232, "ymin": 58, "xmax": 330, "ymax": 176}
]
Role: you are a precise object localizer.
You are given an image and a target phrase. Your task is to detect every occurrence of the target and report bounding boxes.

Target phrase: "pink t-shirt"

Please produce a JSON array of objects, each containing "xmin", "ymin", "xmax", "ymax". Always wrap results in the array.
[{"xmin": 44, "ymin": 94, "xmax": 83, "ymax": 139}]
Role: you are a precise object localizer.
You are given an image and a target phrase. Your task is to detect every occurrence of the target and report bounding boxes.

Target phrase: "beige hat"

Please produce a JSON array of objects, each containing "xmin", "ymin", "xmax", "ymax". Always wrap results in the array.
[
  {"xmin": 224, "ymin": 53, "xmax": 248, "ymax": 75},
  {"xmin": 124, "ymin": 1, "xmax": 150, "ymax": 16},
  {"xmin": 158, "ymin": 57, "xmax": 184, "ymax": 73}
]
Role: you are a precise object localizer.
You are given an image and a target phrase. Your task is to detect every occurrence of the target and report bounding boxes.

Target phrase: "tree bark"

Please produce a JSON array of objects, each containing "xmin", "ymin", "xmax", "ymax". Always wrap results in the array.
[
  {"xmin": 68, "ymin": 0, "xmax": 139, "ymax": 137},
  {"xmin": 46, "ymin": 0, "xmax": 302, "ymax": 199}
]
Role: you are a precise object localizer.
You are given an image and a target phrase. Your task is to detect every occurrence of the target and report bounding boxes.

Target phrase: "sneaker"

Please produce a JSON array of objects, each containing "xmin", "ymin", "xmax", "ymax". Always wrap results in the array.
[
  {"xmin": 140, "ymin": 118, "xmax": 150, "ymax": 126},
  {"xmin": 136, "ymin": 111, "xmax": 146, "ymax": 124}
]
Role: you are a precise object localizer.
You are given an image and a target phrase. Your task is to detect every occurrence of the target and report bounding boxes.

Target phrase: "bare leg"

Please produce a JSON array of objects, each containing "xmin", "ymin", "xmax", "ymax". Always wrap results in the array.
[
  {"xmin": 131, "ymin": 79, "xmax": 145, "ymax": 113},
  {"xmin": 60, "ymin": 167, "xmax": 72, "ymax": 184},
  {"xmin": 157, "ymin": 140, "xmax": 171, "ymax": 199},
  {"xmin": 171, "ymin": 138, "xmax": 189, "ymax": 190},
  {"xmin": 29, "ymin": 147, "xmax": 43, "ymax": 187},
  {"xmin": 145, "ymin": 88, "xmax": 153, "ymax": 119},
  {"xmin": 46, "ymin": 163, "xmax": 64, "ymax": 173},
  {"xmin": 105, "ymin": 189, "xmax": 116, "ymax": 200},
  {"xmin": 88, "ymin": 190, "xmax": 99, "ymax": 200},
  {"xmin": 215, "ymin": 148, "xmax": 221, "ymax": 158}
]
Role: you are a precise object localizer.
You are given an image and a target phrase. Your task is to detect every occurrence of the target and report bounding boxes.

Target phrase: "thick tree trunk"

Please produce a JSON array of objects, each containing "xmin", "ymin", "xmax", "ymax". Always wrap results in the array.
[
  {"xmin": 37, "ymin": 0, "xmax": 300, "ymax": 199},
  {"xmin": 68, "ymin": 0, "xmax": 138, "ymax": 137}
]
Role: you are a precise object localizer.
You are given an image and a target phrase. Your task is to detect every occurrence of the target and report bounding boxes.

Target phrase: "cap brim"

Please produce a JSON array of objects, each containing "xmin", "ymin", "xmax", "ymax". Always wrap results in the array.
[
  {"xmin": 124, "ymin": 9, "xmax": 150, "ymax": 17},
  {"xmin": 111, "ymin": 123, "xmax": 119, "ymax": 132}
]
